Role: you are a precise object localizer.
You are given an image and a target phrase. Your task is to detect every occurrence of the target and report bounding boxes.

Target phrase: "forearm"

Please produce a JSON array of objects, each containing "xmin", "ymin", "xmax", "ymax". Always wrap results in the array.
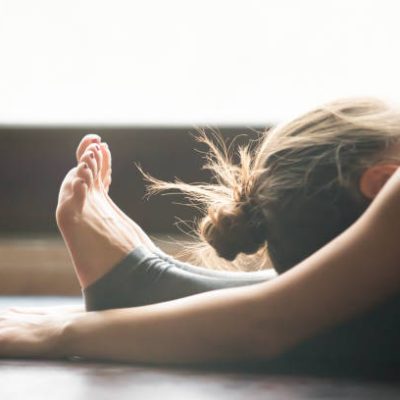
[{"xmin": 63, "ymin": 284, "xmax": 271, "ymax": 364}]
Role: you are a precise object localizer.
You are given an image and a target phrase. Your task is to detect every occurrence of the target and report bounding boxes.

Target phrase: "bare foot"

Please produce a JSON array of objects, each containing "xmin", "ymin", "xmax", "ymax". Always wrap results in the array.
[
  {"xmin": 75, "ymin": 134, "xmax": 158, "ymax": 252},
  {"xmin": 56, "ymin": 146, "xmax": 141, "ymax": 288}
]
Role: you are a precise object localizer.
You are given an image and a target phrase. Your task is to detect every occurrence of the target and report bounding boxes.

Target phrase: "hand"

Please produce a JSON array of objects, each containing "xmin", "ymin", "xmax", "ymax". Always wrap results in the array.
[{"xmin": 0, "ymin": 308, "xmax": 75, "ymax": 359}]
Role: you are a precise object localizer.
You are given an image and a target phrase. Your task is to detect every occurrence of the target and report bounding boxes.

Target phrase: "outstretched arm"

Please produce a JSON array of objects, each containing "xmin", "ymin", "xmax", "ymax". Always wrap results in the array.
[{"xmin": 2, "ymin": 170, "xmax": 400, "ymax": 363}]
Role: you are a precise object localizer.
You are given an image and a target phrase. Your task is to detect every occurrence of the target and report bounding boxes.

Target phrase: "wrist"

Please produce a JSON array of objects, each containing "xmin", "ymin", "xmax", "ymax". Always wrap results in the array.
[
  {"xmin": 57, "ymin": 312, "xmax": 89, "ymax": 358},
  {"xmin": 60, "ymin": 310, "xmax": 116, "ymax": 360}
]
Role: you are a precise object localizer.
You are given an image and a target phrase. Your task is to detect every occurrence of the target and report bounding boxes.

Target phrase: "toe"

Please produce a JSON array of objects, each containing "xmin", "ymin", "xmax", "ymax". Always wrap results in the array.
[
  {"xmin": 104, "ymin": 175, "xmax": 112, "ymax": 190},
  {"xmin": 93, "ymin": 144, "xmax": 103, "ymax": 187},
  {"xmin": 76, "ymin": 162, "xmax": 93, "ymax": 187},
  {"xmin": 80, "ymin": 150, "xmax": 98, "ymax": 179},
  {"xmin": 100, "ymin": 143, "xmax": 112, "ymax": 190},
  {"xmin": 76, "ymin": 134, "xmax": 101, "ymax": 163},
  {"xmin": 84, "ymin": 143, "xmax": 102, "ymax": 182},
  {"xmin": 72, "ymin": 178, "xmax": 88, "ymax": 210}
]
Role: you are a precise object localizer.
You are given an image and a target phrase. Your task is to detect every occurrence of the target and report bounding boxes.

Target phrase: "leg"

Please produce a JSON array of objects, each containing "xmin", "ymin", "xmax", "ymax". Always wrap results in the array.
[
  {"xmin": 5, "ymin": 135, "xmax": 275, "ymax": 318},
  {"xmin": 74, "ymin": 135, "xmax": 277, "ymax": 309},
  {"xmin": 83, "ymin": 244, "xmax": 276, "ymax": 311},
  {"xmin": 56, "ymin": 149, "xmax": 141, "ymax": 288}
]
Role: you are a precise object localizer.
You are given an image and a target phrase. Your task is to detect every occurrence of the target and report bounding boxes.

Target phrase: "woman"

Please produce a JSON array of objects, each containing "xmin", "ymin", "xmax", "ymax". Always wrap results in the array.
[
  {"xmin": 77, "ymin": 97, "xmax": 400, "ymax": 312},
  {"xmin": 1, "ymin": 97, "xmax": 400, "ymax": 365}
]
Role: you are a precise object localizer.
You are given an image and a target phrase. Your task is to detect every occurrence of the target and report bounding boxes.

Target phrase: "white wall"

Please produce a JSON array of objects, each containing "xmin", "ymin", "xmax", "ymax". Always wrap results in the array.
[{"xmin": 0, "ymin": 0, "xmax": 399, "ymax": 125}]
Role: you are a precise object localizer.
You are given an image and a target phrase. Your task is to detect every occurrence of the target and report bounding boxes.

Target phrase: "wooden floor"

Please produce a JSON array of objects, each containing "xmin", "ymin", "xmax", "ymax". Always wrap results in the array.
[
  {"xmin": 2, "ymin": 358, "xmax": 400, "ymax": 400},
  {"xmin": 1, "ymin": 241, "xmax": 400, "ymax": 398}
]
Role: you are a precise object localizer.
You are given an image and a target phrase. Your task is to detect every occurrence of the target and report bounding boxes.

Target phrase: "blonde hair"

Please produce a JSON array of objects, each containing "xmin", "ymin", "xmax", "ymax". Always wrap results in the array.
[{"xmin": 138, "ymin": 98, "xmax": 400, "ymax": 272}]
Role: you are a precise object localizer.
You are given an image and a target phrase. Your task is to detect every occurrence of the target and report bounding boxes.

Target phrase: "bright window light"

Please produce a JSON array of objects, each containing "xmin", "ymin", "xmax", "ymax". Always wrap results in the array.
[{"xmin": 0, "ymin": 0, "xmax": 399, "ymax": 125}]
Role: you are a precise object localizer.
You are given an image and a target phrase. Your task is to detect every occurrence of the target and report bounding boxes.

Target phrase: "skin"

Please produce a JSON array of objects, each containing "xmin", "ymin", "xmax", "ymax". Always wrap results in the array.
[
  {"xmin": 0, "ymin": 147, "xmax": 400, "ymax": 362},
  {"xmin": 5, "ymin": 135, "xmax": 159, "ymax": 317},
  {"xmin": 57, "ymin": 136, "xmax": 163, "ymax": 289},
  {"xmin": 74, "ymin": 134, "xmax": 159, "ymax": 254}
]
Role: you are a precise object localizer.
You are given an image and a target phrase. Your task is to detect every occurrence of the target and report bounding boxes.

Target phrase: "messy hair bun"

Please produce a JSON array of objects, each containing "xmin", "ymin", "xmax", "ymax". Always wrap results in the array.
[
  {"xmin": 200, "ymin": 201, "xmax": 268, "ymax": 261},
  {"xmin": 137, "ymin": 98, "xmax": 400, "ymax": 272},
  {"xmin": 137, "ymin": 129, "xmax": 270, "ymax": 269}
]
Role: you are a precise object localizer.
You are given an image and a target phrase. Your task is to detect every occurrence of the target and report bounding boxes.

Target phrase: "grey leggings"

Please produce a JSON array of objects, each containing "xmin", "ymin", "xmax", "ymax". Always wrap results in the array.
[
  {"xmin": 82, "ymin": 245, "xmax": 400, "ymax": 370},
  {"xmin": 83, "ymin": 245, "xmax": 276, "ymax": 311}
]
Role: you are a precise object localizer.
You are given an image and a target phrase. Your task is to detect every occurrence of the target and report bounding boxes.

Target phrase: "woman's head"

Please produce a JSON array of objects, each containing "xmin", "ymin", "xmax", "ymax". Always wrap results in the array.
[{"xmin": 140, "ymin": 97, "xmax": 400, "ymax": 273}]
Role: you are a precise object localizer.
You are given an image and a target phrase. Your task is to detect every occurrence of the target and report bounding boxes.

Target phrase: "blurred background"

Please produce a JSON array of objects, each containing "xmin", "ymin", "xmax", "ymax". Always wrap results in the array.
[{"xmin": 1, "ymin": 0, "xmax": 399, "ymax": 294}]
